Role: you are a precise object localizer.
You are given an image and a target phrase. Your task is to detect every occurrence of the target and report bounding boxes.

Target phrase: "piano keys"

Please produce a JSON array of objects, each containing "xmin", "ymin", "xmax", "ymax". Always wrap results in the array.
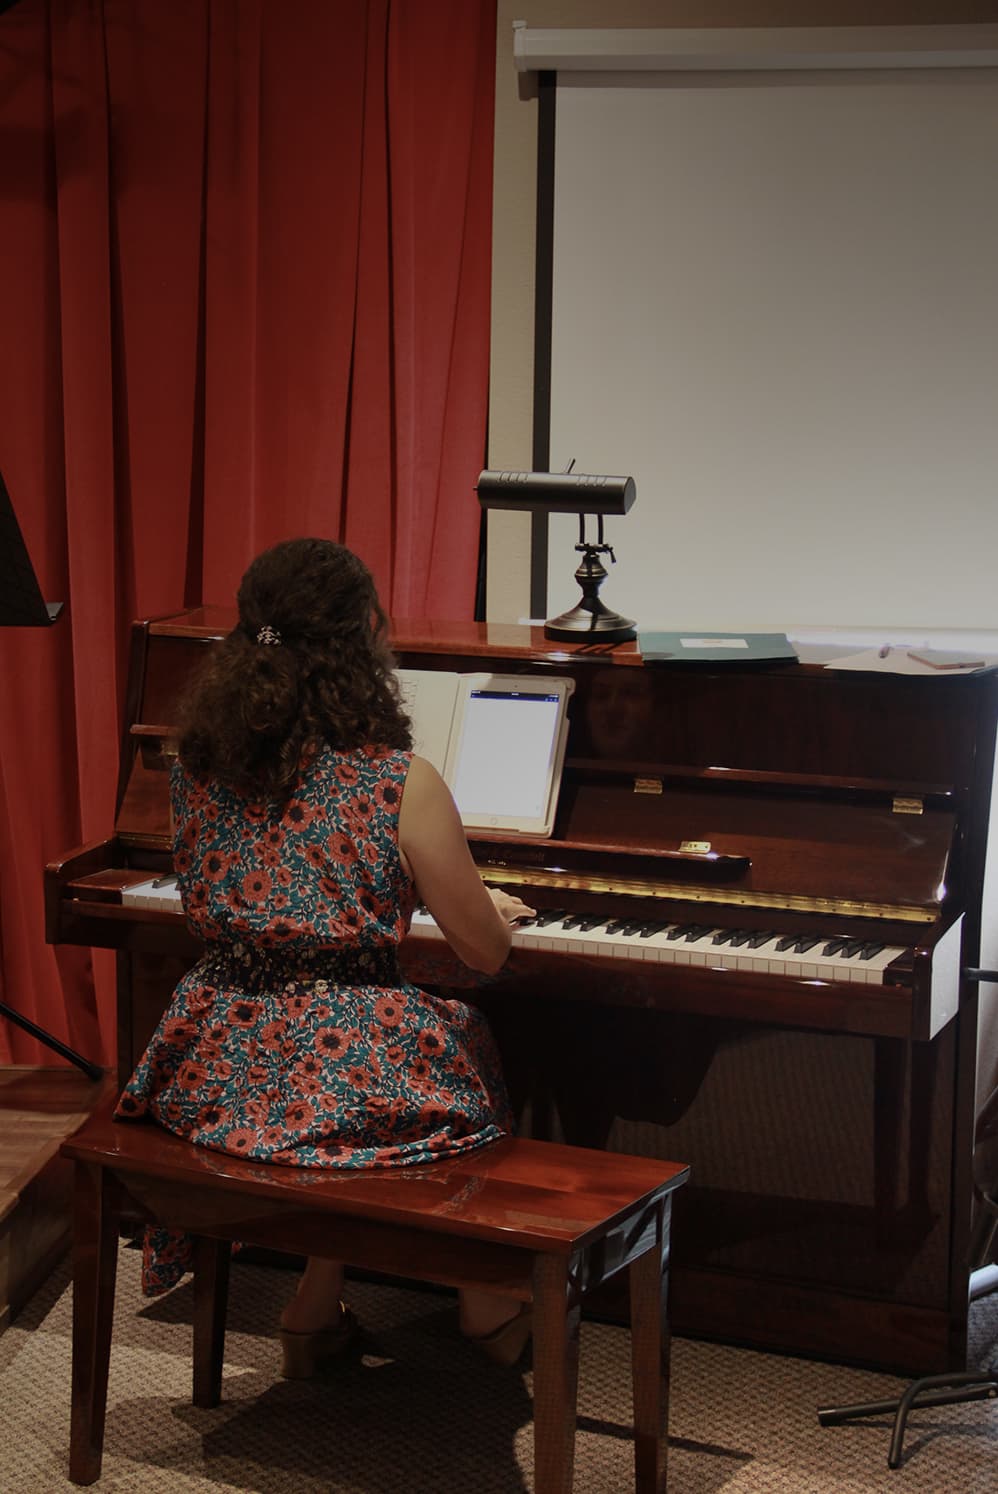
[
  {"xmin": 121, "ymin": 876, "xmax": 907, "ymax": 983},
  {"xmin": 45, "ymin": 607, "xmax": 998, "ymax": 1374},
  {"xmin": 422, "ymin": 908, "xmax": 912, "ymax": 983}
]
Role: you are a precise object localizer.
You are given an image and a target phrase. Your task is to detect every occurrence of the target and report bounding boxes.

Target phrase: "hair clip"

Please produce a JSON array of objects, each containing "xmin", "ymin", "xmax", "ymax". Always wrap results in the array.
[{"xmin": 256, "ymin": 624, "xmax": 282, "ymax": 646}]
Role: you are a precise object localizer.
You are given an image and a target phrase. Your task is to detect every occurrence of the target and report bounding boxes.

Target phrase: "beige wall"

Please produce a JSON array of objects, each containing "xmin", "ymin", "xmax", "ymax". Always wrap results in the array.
[{"xmin": 487, "ymin": 1, "xmax": 998, "ymax": 621}]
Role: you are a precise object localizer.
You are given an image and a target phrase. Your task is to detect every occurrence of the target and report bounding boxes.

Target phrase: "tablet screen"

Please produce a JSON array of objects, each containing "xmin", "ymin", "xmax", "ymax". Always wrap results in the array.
[{"xmin": 446, "ymin": 675, "xmax": 574, "ymax": 836}]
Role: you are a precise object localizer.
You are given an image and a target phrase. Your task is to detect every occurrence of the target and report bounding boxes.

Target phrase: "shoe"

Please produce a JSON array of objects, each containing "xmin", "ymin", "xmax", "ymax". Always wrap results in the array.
[
  {"xmin": 468, "ymin": 1305, "xmax": 532, "ymax": 1367},
  {"xmin": 278, "ymin": 1304, "xmax": 360, "ymax": 1379}
]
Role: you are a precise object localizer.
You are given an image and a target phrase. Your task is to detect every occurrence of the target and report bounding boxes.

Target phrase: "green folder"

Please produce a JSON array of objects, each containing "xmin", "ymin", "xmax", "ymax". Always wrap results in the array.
[{"xmin": 638, "ymin": 631, "xmax": 798, "ymax": 664}]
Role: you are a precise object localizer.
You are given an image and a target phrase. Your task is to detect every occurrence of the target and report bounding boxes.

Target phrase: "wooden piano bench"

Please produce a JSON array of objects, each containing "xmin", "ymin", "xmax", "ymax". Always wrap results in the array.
[{"xmin": 60, "ymin": 1096, "xmax": 689, "ymax": 1493}]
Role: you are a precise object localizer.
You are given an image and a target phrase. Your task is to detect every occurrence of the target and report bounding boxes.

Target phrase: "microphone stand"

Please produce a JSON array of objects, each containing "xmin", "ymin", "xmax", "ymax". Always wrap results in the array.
[
  {"xmin": 817, "ymin": 965, "xmax": 998, "ymax": 1467},
  {"xmin": 0, "ymin": 999, "xmax": 103, "ymax": 1081}
]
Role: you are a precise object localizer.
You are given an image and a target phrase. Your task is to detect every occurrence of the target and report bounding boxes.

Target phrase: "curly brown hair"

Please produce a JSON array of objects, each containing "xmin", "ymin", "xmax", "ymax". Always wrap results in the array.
[{"xmin": 177, "ymin": 538, "xmax": 412, "ymax": 802}]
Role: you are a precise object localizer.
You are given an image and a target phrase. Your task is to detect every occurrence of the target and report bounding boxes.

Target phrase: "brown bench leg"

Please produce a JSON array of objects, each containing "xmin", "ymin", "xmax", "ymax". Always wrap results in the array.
[
  {"xmin": 531, "ymin": 1254, "xmax": 581, "ymax": 1494},
  {"xmin": 69, "ymin": 1161, "xmax": 120, "ymax": 1486},
  {"xmin": 630, "ymin": 1199, "xmax": 672, "ymax": 1493},
  {"xmin": 192, "ymin": 1236, "xmax": 231, "ymax": 1408}
]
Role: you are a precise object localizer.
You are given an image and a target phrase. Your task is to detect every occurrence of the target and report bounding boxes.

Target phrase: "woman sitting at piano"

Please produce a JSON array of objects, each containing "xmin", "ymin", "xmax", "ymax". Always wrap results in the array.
[{"xmin": 114, "ymin": 537, "xmax": 535, "ymax": 1373}]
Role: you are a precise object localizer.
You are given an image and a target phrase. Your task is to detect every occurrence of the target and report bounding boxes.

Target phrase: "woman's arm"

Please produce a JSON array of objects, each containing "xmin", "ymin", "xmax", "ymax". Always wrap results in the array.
[{"xmin": 398, "ymin": 755, "xmax": 534, "ymax": 974}]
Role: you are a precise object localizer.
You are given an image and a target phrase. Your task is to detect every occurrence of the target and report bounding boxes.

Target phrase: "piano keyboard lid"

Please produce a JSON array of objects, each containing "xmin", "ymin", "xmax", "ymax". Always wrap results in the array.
[{"xmin": 473, "ymin": 784, "xmax": 957, "ymax": 923}]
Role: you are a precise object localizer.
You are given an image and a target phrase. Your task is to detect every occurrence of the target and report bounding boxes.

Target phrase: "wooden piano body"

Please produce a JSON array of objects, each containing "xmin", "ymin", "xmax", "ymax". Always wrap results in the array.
[{"xmin": 47, "ymin": 607, "xmax": 998, "ymax": 1374}]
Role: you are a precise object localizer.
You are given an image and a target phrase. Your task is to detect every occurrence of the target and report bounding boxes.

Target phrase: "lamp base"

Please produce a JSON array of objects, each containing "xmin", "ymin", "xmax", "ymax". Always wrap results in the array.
[
  {"xmin": 544, "ymin": 602, "xmax": 636, "ymax": 645},
  {"xmin": 544, "ymin": 541, "xmax": 637, "ymax": 645}
]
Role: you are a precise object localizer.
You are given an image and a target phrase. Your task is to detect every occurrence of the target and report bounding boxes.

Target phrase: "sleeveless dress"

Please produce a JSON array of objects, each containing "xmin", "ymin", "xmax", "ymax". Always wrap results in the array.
[{"xmin": 115, "ymin": 744, "xmax": 511, "ymax": 1292}]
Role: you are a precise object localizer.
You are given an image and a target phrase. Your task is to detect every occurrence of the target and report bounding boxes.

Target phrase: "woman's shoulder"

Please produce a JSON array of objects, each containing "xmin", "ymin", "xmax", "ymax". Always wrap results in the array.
[
  {"xmin": 169, "ymin": 755, "xmax": 200, "ymax": 800},
  {"xmin": 311, "ymin": 743, "xmax": 412, "ymax": 790},
  {"xmin": 318, "ymin": 743, "xmax": 412, "ymax": 770},
  {"xmin": 170, "ymin": 756, "xmax": 231, "ymax": 816}
]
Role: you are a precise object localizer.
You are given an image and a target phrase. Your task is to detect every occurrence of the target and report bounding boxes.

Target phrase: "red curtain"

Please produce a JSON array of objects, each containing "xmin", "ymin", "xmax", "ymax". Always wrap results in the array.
[{"xmin": 0, "ymin": 0, "xmax": 496, "ymax": 1066}]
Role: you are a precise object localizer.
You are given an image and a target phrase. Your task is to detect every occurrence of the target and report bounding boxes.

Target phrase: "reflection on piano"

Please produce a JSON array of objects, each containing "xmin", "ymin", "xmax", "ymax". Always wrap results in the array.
[{"xmin": 46, "ymin": 608, "xmax": 998, "ymax": 1374}]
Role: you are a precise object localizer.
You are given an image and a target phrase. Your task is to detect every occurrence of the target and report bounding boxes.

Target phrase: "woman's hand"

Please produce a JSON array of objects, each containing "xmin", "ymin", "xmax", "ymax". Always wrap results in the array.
[{"xmin": 488, "ymin": 887, "xmax": 536, "ymax": 924}]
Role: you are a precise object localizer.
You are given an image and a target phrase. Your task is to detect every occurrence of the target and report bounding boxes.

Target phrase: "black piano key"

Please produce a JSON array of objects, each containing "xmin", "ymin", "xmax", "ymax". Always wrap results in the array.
[
  {"xmin": 748, "ymin": 930, "xmax": 777, "ymax": 949},
  {"xmin": 559, "ymin": 913, "xmax": 586, "ymax": 930},
  {"xmin": 535, "ymin": 908, "xmax": 569, "ymax": 927},
  {"xmin": 794, "ymin": 937, "xmax": 820, "ymax": 954},
  {"xmin": 666, "ymin": 924, "xmax": 699, "ymax": 941},
  {"xmin": 860, "ymin": 942, "xmax": 885, "ymax": 960},
  {"xmin": 822, "ymin": 938, "xmax": 849, "ymax": 956},
  {"xmin": 578, "ymin": 914, "xmax": 608, "ymax": 932},
  {"xmin": 712, "ymin": 929, "xmax": 737, "ymax": 945},
  {"xmin": 604, "ymin": 919, "xmax": 635, "ymax": 935},
  {"xmin": 841, "ymin": 939, "xmax": 866, "ymax": 958},
  {"xmin": 683, "ymin": 924, "xmax": 715, "ymax": 942},
  {"xmin": 775, "ymin": 935, "xmax": 798, "ymax": 952},
  {"xmin": 728, "ymin": 930, "xmax": 754, "ymax": 947},
  {"xmin": 639, "ymin": 921, "xmax": 670, "ymax": 938}
]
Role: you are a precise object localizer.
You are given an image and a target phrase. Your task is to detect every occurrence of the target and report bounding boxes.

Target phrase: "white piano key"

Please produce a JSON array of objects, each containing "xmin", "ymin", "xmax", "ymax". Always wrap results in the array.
[{"xmin": 120, "ymin": 876, "xmax": 181, "ymax": 911}]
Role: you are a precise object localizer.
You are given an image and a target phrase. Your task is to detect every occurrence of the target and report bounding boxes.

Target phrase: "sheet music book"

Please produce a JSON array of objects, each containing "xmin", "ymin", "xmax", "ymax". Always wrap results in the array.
[
  {"xmin": 638, "ymin": 631, "xmax": 798, "ymax": 664},
  {"xmin": 396, "ymin": 669, "xmax": 575, "ymax": 837}
]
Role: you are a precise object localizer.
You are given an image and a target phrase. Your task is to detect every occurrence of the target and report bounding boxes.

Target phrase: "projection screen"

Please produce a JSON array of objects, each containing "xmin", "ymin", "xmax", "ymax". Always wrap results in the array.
[{"xmin": 541, "ymin": 54, "xmax": 998, "ymax": 631}]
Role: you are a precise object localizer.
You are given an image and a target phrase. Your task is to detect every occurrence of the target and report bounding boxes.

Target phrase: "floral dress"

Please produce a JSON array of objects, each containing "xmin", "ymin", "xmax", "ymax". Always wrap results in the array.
[{"xmin": 115, "ymin": 744, "xmax": 511, "ymax": 1292}]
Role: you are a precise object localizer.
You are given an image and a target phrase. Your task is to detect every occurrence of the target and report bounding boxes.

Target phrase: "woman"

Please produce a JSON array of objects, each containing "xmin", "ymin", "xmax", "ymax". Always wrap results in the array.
[{"xmin": 115, "ymin": 537, "xmax": 534, "ymax": 1373}]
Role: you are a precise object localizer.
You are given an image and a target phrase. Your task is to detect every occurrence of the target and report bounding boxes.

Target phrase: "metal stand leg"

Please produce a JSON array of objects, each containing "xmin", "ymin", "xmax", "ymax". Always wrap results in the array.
[
  {"xmin": 818, "ymin": 1371, "xmax": 998, "ymax": 1468},
  {"xmin": 0, "ymin": 1000, "xmax": 104, "ymax": 1081}
]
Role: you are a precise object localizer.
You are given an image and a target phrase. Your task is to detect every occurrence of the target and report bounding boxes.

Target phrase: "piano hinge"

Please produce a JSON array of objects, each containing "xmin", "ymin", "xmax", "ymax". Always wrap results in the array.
[
  {"xmin": 893, "ymin": 796, "xmax": 924, "ymax": 816},
  {"xmin": 634, "ymin": 777, "xmax": 663, "ymax": 795},
  {"xmin": 477, "ymin": 865, "xmax": 936, "ymax": 922}
]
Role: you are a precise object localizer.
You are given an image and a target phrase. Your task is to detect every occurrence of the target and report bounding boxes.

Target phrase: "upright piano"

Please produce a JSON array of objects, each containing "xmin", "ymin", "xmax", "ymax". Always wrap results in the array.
[{"xmin": 46, "ymin": 608, "xmax": 998, "ymax": 1374}]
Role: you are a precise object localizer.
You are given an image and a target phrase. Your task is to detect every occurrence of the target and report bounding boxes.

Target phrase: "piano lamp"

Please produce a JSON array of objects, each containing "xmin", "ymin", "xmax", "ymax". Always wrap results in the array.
[{"xmin": 476, "ymin": 468, "xmax": 637, "ymax": 643}]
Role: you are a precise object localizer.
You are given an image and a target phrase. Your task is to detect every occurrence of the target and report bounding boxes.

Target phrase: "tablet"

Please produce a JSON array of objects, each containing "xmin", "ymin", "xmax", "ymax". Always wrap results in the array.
[{"xmin": 443, "ymin": 674, "xmax": 575, "ymax": 837}]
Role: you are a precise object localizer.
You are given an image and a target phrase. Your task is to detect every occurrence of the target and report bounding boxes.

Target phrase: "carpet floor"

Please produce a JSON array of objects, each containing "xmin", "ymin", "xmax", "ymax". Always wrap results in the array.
[{"xmin": 2, "ymin": 1244, "xmax": 997, "ymax": 1492}]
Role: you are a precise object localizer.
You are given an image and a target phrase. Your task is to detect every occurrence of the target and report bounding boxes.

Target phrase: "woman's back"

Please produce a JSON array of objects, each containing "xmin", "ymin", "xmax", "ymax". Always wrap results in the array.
[
  {"xmin": 116, "ymin": 743, "xmax": 511, "ymax": 1191},
  {"xmin": 171, "ymin": 744, "xmax": 415, "ymax": 956}
]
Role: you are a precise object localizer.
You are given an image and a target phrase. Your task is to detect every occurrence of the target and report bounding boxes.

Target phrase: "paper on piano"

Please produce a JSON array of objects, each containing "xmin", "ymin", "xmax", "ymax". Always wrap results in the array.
[
  {"xmin": 396, "ymin": 670, "xmax": 461, "ymax": 773},
  {"xmin": 822, "ymin": 647, "xmax": 997, "ymax": 675}
]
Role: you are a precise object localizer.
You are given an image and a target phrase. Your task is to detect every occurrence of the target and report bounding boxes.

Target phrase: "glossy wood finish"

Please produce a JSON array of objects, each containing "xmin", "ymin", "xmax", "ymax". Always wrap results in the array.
[
  {"xmin": 0, "ymin": 1068, "xmax": 113, "ymax": 1335},
  {"xmin": 70, "ymin": 1161, "xmax": 120, "ymax": 1485},
  {"xmin": 45, "ymin": 611, "xmax": 998, "ymax": 1373},
  {"xmin": 62, "ymin": 1099, "xmax": 688, "ymax": 1489}
]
